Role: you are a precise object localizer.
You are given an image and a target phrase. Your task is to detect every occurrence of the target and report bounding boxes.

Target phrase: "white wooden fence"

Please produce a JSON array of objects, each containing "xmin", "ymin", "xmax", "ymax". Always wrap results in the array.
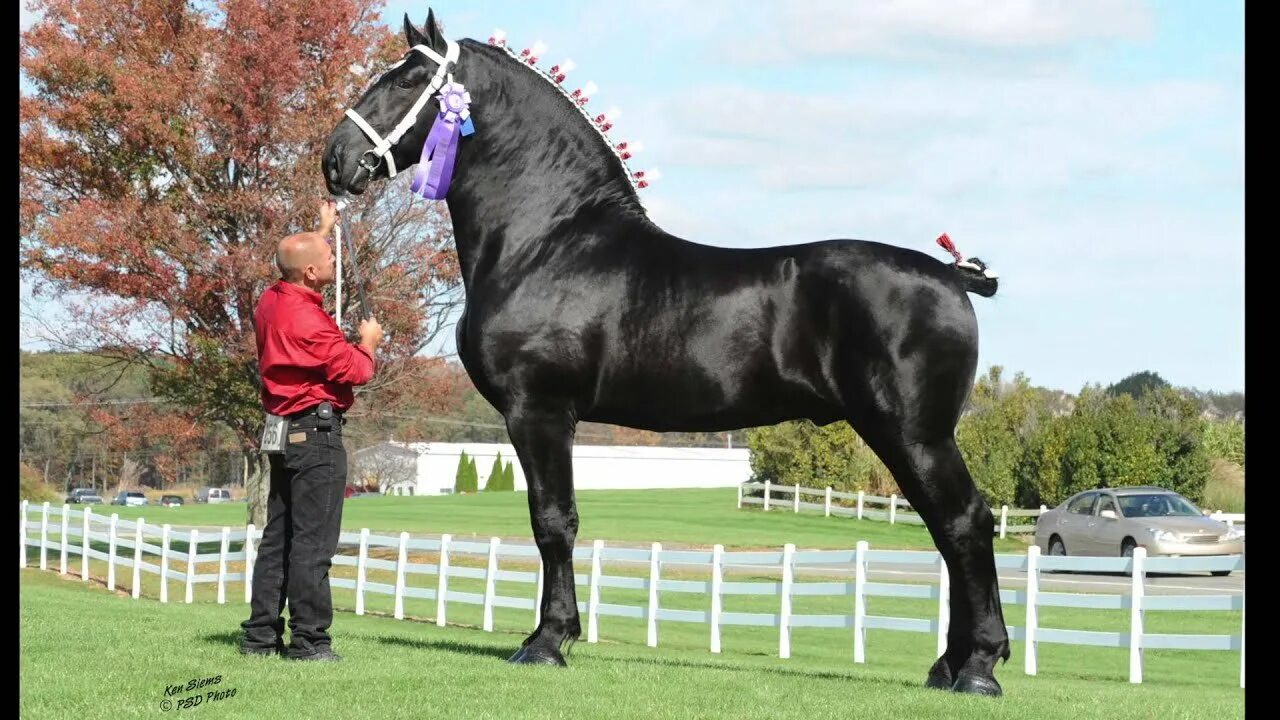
[
  {"xmin": 737, "ymin": 481, "xmax": 1045, "ymax": 538},
  {"xmin": 20, "ymin": 500, "xmax": 1243, "ymax": 688},
  {"xmin": 737, "ymin": 481, "xmax": 1245, "ymax": 539}
]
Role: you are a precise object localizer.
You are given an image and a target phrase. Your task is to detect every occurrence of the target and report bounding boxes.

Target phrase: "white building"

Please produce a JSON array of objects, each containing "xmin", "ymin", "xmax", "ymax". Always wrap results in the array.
[{"xmin": 352, "ymin": 442, "xmax": 752, "ymax": 496}]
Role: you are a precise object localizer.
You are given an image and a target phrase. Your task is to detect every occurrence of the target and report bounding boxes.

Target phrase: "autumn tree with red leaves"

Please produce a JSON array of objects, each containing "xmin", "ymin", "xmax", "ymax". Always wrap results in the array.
[{"xmin": 20, "ymin": 0, "xmax": 462, "ymax": 525}]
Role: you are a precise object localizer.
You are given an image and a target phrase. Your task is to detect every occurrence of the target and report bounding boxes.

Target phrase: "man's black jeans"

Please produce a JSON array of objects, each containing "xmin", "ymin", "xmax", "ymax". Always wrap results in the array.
[{"xmin": 241, "ymin": 414, "xmax": 346, "ymax": 657}]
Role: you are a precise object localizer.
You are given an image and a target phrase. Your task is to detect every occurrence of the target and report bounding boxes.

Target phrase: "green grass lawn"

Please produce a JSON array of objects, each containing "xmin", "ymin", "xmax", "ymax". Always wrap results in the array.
[
  {"xmin": 20, "ymin": 568, "xmax": 1243, "ymax": 720},
  {"xmin": 44, "ymin": 488, "xmax": 1032, "ymax": 552}
]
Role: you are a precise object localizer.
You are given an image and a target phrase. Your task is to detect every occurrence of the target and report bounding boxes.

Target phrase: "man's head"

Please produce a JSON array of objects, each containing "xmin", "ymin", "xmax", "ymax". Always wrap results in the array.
[{"xmin": 276, "ymin": 231, "xmax": 335, "ymax": 288}]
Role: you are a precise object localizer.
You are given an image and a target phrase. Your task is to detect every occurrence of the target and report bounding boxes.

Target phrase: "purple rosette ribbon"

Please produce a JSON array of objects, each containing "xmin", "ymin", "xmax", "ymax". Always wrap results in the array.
[{"xmin": 410, "ymin": 81, "xmax": 474, "ymax": 200}]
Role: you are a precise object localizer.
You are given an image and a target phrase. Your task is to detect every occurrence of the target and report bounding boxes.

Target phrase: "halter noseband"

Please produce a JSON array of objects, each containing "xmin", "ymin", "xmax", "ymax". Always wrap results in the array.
[{"xmin": 344, "ymin": 39, "xmax": 461, "ymax": 178}]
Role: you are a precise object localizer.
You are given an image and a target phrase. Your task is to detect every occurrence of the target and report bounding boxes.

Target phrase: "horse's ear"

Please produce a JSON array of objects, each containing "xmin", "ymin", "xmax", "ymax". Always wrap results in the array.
[
  {"xmin": 403, "ymin": 12, "xmax": 427, "ymax": 48},
  {"xmin": 424, "ymin": 8, "xmax": 445, "ymax": 51}
]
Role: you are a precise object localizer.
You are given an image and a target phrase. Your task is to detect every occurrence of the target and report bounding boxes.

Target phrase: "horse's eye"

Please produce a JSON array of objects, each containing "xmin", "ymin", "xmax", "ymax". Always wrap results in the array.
[{"xmin": 396, "ymin": 78, "xmax": 415, "ymax": 90}]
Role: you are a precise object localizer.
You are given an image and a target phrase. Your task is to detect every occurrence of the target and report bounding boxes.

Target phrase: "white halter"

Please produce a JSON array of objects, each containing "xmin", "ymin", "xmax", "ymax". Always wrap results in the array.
[{"xmin": 344, "ymin": 39, "xmax": 461, "ymax": 178}]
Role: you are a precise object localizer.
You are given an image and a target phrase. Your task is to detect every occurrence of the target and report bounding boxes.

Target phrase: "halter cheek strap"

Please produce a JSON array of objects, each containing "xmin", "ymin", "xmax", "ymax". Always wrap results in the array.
[{"xmin": 344, "ymin": 39, "xmax": 461, "ymax": 178}]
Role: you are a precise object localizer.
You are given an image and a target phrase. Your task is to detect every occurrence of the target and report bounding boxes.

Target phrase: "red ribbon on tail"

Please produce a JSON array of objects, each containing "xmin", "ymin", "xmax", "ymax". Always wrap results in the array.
[{"xmin": 936, "ymin": 233, "xmax": 965, "ymax": 263}]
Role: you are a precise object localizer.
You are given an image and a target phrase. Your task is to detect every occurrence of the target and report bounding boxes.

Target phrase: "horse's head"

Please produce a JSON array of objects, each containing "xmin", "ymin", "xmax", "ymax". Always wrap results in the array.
[{"xmin": 324, "ymin": 9, "xmax": 463, "ymax": 196}]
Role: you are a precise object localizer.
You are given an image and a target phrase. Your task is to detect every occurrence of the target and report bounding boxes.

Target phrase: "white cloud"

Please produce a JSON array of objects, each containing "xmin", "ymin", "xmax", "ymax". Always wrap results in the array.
[
  {"xmin": 706, "ymin": 0, "xmax": 1154, "ymax": 63},
  {"xmin": 659, "ymin": 74, "xmax": 1234, "ymax": 200}
]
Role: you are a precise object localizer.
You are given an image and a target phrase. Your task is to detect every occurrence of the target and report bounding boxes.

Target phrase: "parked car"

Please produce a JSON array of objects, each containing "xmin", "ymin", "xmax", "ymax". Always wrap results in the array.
[
  {"xmin": 66, "ymin": 484, "xmax": 97, "ymax": 502},
  {"xmin": 195, "ymin": 487, "xmax": 233, "ymax": 504},
  {"xmin": 1035, "ymin": 486, "xmax": 1243, "ymax": 576},
  {"xmin": 66, "ymin": 488, "xmax": 103, "ymax": 505},
  {"xmin": 112, "ymin": 491, "xmax": 149, "ymax": 507},
  {"xmin": 159, "ymin": 495, "xmax": 185, "ymax": 508}
]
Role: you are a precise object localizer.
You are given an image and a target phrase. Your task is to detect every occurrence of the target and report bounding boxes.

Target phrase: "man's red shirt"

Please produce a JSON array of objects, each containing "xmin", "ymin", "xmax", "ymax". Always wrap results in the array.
[{"xmin": 254, "ymin": 281, "xmax": 374, "ymax": 415}]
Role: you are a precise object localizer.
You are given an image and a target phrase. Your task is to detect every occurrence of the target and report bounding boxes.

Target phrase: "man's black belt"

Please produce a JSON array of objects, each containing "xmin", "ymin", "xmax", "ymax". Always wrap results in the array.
[{"xmin": 288, "ymin": 401, "xmax": 345, "ymax": 426}]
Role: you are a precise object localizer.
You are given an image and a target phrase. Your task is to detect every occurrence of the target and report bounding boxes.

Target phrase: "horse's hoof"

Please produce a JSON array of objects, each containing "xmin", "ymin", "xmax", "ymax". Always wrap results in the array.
[
  {"xmin": 924, "ymin": 658, "xmax": 953, "ymax": 690},
  {"xmin": 507, "ymin": 645, "xmax": 567, "ymax": 667},
  {"xmin": 952, "ymin": 673, "xmax": 1003, "ymax": 697}
]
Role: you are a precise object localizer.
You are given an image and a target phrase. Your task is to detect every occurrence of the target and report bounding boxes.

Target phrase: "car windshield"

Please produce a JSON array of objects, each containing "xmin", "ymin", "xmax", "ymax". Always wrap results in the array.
[
  {"xmin": 127, "ymin": 493, "xmax": 146, "ymax": 498},
  {"xmin": 1118, "ymin": 493, "xmax": 1201, "ymax": 518}
]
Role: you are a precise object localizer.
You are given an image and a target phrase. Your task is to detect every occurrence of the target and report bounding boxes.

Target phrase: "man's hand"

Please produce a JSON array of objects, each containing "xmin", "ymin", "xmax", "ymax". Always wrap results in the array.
[
  {"xmin": 358, "ymin": 317, "xmax": 384, "ymax": 355},
  {"xmin": 318, "ymin": 200, "xmax": 339, "ymax": 237}
]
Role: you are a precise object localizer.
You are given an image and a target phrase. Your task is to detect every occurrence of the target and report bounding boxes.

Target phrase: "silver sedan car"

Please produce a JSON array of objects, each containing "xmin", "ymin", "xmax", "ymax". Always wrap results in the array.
[{"xmin": 1035, "ymin": 486, "xmax": 1243, "ymax": 576}]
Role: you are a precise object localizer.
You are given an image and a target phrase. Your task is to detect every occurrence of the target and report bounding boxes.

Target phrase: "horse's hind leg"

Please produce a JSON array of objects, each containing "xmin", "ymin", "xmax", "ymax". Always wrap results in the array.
[
  {"xmin": 503, "ymin": 403, "xmax": 582, "ymax": 666},
  {"xmin": 864, "ymin": 434, "xmax": 1011, "ymax": 695}
]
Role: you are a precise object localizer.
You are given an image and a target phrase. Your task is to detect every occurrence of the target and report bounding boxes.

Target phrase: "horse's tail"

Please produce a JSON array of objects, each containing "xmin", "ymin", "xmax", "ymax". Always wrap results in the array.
[
  {"xmin": 955, "ymin": 260, "xmax": 998, "ymax": 297},
  {"xmin": 936, "ymin": 233, "xmax": 999, "ymax": 298}
]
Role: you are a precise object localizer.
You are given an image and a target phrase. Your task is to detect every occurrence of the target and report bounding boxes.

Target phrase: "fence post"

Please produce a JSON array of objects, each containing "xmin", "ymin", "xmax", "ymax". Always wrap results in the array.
[
  {"xmin": 889, "ymin": 494, "xmax": 897, "ymax": 525},
  {"xmin": 40, "ymin": 502, "xmax": 50, "ymax": 570},
  {"xmin": 936, "ymin": 555, "xmax": 949, "ymax": 658},
  {"xmin": 59, "ymin": 504, "xmax": 70, "ymax": 575},
  {"xmin": 107, "ymin": 513, "xmax": 119, "ymax": 591},
  {"xmin": 216, "ymin": 527, "xmax": 229, "ymax": 604},
  {"xmin": 394, "ymin": 531, "xmax": 409, "ymax": 620},
  {"xmin": 436, "ymin": 533, "xmax": 451, "ymax": 627},
  {"xmin": 711, "ymin": 544, "xmax": 724, "ymax": 654},
  {"xmin": 1025, "ymin": 545, "xmax": 1040, "ymax": 675},
  {"xmin": 647, "ymin": 542, "xmax": 661, "ymax": 647},
  {"xmin": 857, "ymin": 491, "xmax": 864, "ymax": 520},
  {"xmin": 780, "ymin": 543, "xmax": 794, "ymax": 659},
  {"xmin": 824, "ymin": 486, "xmax": 832, "ymax": 517},
  {"xmin": 793, "ymin": 484, "xmax": 800, "ymax": 513},
  {"xmin": 764, "ymin": 481, "xmax": 771, "ymax": 511},
  {"xmin": 999, "ymin": 505, "xmax": 1009, "ymax": 539},
  {"xmin": 854, "ymin": 540, "xmax": 868, "ymax": 663},
  {"xmin": 1129, "ymin": 546, "xmax": 1146, "ymax": 683},
  {"xmin": 244, "ymin": 524, "xmax": 256, "ymax": 604},
  {"xmin": 185, "ymin": 529, "xmax": 198, "ymax": 604},
  {"xmin": 356, "ymin": 528, "xmax": 369, "ymax": 616},
  {"xmin": 736, "ymin": 484, "xmax": 743, "ymax": 510},
  {"xmin": 534, "ymin": 556, "xmax": 544, "ymax": 630},
  {"xmin": 587, "ymin": 539, "xmax": 603, "ymax": 643},
  {"xmin": 1240, "ymin": 593, "xmax": 1246, "ymax": 689},
  {"xmin": 132, "ymin": 519, "xmax": 145, "ymax": 600},
  {"xmin": 1040, "ymin": 504, "xmax": 1047, "ymax": 516},
  {"xmin": 483, "ymin": 537, "xmax": 499, "ymax": 632},
  {"xmin": 19, "ymin": 500, "xmax": 29, "ymax": 569},
  {"xmin": 81, "ymin": 508, "xmax": 91, "ymax": 582},
  {"xmin": 160, "ymin": 524, "xmax": 171, "ymax": 603}
]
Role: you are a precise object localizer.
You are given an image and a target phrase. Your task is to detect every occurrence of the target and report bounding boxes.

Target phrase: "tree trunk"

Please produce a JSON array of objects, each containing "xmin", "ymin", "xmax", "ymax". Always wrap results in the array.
[{"xmin": 245, "ymin": 451, "xmax": 270, "ymax": 528}]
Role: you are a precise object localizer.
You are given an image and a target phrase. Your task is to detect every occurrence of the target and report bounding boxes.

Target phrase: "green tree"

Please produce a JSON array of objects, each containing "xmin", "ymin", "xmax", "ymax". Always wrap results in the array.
[
  {"xmin": 746, "ymin": 420, "xmax": 894, "ymax": 495},
  {"xmin": 1140, "ymin": 386, "xmax": 1211, "ymax": 502},
  {"xmin": 1203, "ymin": 419, "xmax": 1244, "ymax": 469},
  {"xmin": 454, "ymin": 451, "xmax": 473, "ymax": 493},
  {"xmin": 1106, "ymin": 371, "xmax": 1169, "ymax": 399},
  {"xmin": 1015, "ymin": 414, "xmax": 1069, "ymax": 507},
  {"xmin": 956, "ymin": 367, "xmax": 1041, "ymax": 506},
  {"xmin": 503, "ymin": 459, "xmax": 516, "ymax": 490},
  {"xmin": 484, "ymin": 452, "xmax": 513, "ymax": 491}
]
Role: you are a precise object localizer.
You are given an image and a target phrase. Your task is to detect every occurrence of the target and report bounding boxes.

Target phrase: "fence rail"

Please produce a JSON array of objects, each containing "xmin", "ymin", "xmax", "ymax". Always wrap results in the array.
[
  {"xmin": 19, "ymin": 500, "xmax": 1244, "ymax": 688},
  {"xmin": 736, "ymin": 481, "xmax": 1245, "ymax": 539}
]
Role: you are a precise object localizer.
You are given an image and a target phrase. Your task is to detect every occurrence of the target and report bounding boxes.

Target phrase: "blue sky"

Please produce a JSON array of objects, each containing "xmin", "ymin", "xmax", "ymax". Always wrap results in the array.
[{"xmin": 21, "ymin": 1, "xmax": 1244, "ymax": 394}]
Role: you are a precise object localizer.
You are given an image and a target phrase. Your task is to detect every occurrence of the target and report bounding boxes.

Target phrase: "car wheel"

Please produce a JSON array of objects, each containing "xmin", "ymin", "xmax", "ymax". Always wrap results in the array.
[
  {"xmin": 1121, "ymin": 539, "xmax": 1138, "ymax": 577},
  {"xmin": 1211, "ymin": 570, "xmax": 1231, "ymax": 577},
  {"xmin": 1049, "ymin": 537, "xmax": 1066, "ymax": 556}
]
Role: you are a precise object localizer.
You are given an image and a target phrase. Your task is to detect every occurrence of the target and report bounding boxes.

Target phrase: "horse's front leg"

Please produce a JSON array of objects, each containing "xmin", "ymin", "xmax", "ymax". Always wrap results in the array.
[{"xmin": 503, "ymin": 403, "xmax": 581, "ymax": 666}]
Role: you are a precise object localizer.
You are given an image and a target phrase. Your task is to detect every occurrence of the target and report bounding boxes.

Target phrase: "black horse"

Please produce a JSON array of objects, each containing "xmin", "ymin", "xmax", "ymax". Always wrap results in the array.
[{"xmin": 324, "ymin": 10, "xmax": 1009, "ymax": 696}]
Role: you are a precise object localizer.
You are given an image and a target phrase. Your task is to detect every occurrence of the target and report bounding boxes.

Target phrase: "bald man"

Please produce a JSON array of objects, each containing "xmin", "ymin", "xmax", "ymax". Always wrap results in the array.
[{"xmin": 241, "ymin": 200, "xmax": 383, "ymax": 662}]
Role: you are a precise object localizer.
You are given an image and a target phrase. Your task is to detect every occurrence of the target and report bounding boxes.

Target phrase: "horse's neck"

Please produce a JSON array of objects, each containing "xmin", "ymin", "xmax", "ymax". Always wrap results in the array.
[{"xmin": 444, "ymin": 49, "xmax": 644, "ymax": 292}]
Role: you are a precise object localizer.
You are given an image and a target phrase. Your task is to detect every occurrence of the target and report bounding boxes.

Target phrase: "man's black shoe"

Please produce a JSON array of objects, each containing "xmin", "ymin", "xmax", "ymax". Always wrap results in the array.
[{"xmin": 286, "ymin": 647, "xmax": 342, "ymax": 662}]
